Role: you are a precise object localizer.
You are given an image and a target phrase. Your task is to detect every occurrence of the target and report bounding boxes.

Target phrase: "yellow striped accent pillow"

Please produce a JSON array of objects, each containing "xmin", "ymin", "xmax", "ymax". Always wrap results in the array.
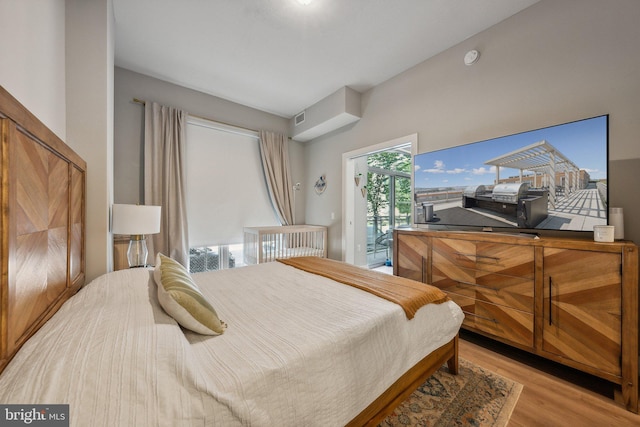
[{"xmin": 154, "ymin": 253, "xmax": 226, "ymax": 335}]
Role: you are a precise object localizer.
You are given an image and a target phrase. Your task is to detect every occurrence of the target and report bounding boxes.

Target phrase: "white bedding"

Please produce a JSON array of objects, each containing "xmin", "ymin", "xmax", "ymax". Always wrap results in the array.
[{"xmin": 0, "ymin": 263, "xmax": 463, "ymax": 426}]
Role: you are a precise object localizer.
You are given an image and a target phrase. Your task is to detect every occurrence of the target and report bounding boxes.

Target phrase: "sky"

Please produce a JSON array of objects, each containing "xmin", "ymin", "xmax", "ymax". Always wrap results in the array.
[{"xmin": 414, "ymin": 115, "xmax": 608, "ymax": 189}]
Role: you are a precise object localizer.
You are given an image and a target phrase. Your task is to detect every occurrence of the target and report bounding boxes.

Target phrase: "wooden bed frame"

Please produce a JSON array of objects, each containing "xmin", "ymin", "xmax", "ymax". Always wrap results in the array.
[
  {"xmin": 348, "ymin": 335, "xmax": 458, "ymax": 426},
  {"xmin": 0, "ymin": 85, "xmax": 457, "ymax": 424},
  {"xmin": 0, "ymin": 85, "xmax": 86, "ymax": 373}
]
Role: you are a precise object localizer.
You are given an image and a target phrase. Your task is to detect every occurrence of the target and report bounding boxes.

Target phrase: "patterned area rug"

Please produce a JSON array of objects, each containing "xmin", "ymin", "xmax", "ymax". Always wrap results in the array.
[{"xmin": 380, "ymin": 358, "xmax": 523, "ymax": 427}]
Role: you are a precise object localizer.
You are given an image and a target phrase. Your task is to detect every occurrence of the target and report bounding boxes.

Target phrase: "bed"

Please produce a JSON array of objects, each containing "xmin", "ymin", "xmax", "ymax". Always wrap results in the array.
[
  {"xmin": 243, "ymin": 225, "xmax": 327, "ymax": 264},
  {"xmin": 0, "ymin": 86, "xmax": 464, "ymax": 426}
]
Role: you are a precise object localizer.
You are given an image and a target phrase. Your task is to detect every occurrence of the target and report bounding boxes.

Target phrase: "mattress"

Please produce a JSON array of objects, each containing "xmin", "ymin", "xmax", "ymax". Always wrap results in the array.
[
  {"xmin": 265, "ymin": 246, "xmax": 324, "ymax": 258},
  {"xmin": 0, "ymin": 262, "xmax": 463, "ymax": 426}
]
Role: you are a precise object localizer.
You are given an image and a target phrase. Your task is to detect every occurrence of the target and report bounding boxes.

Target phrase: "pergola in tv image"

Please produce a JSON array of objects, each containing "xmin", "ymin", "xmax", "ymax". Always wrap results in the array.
[{"xmin": 484, "ymin": 140, "xmax": 581, "ymax": 208}]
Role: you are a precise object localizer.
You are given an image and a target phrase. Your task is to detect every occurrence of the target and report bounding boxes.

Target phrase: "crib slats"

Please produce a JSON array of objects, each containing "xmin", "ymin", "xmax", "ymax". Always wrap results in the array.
[{"xmin": 243, "ymin": 225, "xmax": 328, "ymax": 265}]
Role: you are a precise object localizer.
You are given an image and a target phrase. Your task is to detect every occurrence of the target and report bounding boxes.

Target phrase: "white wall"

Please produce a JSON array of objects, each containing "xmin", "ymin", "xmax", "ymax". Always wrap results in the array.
[
  {"xmin": 0, "ymin": 0, "xmax": 115, "ymax": 281},
  {"xmin": 66, "ymin": 0, "xmax": 115, "ymax": 280},
  {"xmin": 0, "ymin": 0, "xmax": 66, "ymax": 139},
  {"xmin": 304, "ymin": 0, "xmax": 640, "ymax": 258}
]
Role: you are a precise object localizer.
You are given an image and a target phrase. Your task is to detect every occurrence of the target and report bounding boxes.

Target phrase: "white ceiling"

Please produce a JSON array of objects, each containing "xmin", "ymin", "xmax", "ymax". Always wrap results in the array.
[{"xmin": 113, "ymin": 0, "xmax": 539, "ymax": 118}]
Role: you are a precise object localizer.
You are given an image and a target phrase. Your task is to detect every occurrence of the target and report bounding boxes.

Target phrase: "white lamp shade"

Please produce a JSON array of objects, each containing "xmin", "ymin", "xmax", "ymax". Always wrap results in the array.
[{"xmin": 112, "ymin": 204, "xmax": 161, "ymax": 235}]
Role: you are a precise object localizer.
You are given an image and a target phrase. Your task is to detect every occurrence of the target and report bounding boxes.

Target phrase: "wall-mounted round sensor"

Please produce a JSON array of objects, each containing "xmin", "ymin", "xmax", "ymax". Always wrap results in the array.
[{"xmin": 464, "ymin": 50, "xmax": 480, "ymax": 66}]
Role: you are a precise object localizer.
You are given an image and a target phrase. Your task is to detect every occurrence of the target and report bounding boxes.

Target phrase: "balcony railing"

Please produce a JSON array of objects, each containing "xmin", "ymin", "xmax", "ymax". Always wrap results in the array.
[{"xmin": 366, "ymin": 214, "xmax": 411, "ymax": 266}]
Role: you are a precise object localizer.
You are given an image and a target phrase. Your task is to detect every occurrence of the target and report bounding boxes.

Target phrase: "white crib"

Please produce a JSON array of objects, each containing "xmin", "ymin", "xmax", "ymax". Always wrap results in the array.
[{"xmin": 243, "ymin": 225, "xmax": 328, "ymax": 265}]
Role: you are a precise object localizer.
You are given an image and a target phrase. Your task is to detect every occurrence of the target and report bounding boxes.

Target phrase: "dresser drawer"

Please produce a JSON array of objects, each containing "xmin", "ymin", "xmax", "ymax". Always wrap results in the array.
[
  {"xmin": 433, "ymin": 238, "xmax": 534, "ymax": 278},
  {"xmin": 432, "ymin": 268, "xmax": 534, "ymax": 313},
  {"xmin": 447, "ymin": 293, "xmax": 534, "ymax": 348}
]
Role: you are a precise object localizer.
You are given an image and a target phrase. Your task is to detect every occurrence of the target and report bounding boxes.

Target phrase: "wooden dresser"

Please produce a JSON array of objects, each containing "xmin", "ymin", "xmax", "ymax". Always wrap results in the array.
[{"xmin": 393, "ymin": 228, "xmax": 639, "ymax": 413}]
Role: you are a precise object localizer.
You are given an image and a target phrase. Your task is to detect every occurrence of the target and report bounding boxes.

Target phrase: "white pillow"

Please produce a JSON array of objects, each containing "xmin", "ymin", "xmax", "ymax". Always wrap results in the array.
[{"xmin": 154, "ymin": 253, "xmax": 226, "ymax": 335}]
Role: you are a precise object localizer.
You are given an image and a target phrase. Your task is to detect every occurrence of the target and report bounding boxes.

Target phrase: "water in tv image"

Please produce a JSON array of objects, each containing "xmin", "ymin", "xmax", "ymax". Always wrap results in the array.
[{"xmin": 413, "ymin": 115, "xmax": 608, "ymax": 232}]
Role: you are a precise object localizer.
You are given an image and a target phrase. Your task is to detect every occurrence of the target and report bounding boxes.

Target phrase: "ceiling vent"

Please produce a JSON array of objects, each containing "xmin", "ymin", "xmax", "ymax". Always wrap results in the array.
[{"xmin": 290, "ymin": 87, "xmax": 361, "ymax": 142}]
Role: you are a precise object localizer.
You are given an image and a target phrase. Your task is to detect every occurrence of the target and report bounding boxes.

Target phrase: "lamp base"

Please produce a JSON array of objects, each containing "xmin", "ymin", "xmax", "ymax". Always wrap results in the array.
[{"xmin": 127, "ymin": 235, "xmax": 149, "ymax": 268}]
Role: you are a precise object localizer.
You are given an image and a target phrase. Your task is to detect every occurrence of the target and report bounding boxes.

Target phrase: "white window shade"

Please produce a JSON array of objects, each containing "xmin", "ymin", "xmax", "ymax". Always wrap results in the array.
[{"xmin": 186, "ymin": 118, "xmax": 278, "ymax": 247}]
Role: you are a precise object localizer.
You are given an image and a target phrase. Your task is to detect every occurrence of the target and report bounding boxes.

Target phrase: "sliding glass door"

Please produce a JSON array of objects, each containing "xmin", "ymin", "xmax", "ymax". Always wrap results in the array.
[{"xmin": 366, "ymin": 149, "xmax": 412, "ymax": 267}]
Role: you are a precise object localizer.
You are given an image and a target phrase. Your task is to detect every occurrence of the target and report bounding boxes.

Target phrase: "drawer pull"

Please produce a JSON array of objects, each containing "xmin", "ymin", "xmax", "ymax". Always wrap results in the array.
[
  {"xmin": 549, "ymin": 276, "xmax": 553, "ymax": 325},
  {"xmin": 454, "ymin": 252, "xmax": 500, "ymax": 264},
  {"xmin": 462, "ymin": 311, "xmax": 499, "ymax": 323},
  {"xmin": 456, "ymin": 281, "xmax": 498, "ymax": 291}
]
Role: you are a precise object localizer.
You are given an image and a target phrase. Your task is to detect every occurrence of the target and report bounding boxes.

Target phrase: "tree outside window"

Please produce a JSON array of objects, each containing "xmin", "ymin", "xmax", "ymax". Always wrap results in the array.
[{"xmin": 367, "ymin": 151, "xmax": 412, "ymax": 239}]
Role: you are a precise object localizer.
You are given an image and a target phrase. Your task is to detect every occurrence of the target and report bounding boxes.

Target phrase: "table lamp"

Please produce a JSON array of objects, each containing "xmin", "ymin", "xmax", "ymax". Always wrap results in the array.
[{"xmin": 112, "ymin": 204, "xmax": 162, "ymax": 267}]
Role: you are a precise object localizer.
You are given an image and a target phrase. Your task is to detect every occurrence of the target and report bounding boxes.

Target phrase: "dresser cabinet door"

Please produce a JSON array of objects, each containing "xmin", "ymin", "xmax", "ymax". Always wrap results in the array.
[
  {"xmin": 395, "ymin": 233, "xmax": 429, "ymax": 282},
  {"xmin": 542, "ymin": 248, "xmax": 622, "ymax": 376}
]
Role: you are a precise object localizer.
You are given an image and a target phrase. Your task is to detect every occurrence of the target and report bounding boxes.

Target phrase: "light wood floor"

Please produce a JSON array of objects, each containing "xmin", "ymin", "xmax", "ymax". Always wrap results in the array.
[{"xmin": 459, "ymin": 331, "xmax": 640, "ymax": 426}]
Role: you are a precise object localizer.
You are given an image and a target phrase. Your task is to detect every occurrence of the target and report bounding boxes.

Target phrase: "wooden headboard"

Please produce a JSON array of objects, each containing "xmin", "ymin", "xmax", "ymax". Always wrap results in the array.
[{"xmin": 0, "ymin": 86, "xmax": 86, "ymax": 373}]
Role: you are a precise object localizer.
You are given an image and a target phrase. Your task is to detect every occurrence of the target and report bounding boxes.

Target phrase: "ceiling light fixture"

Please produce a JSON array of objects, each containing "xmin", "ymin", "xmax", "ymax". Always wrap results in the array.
[{"xmin": 296, "ymin": 0, "xmax": 313, "ymax": 5}]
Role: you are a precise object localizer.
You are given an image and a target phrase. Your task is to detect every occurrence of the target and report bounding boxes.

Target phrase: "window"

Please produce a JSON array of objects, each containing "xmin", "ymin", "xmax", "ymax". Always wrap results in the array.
[{"xmin": 185, "ymin": 117, "xmax": 278, "ymax": 272}]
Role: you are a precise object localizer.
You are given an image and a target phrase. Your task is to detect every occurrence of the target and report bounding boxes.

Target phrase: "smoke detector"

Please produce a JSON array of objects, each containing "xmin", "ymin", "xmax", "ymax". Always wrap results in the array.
[{"xmin": 464, "ymin": 50, "xmax": 480, "ymax": 66}]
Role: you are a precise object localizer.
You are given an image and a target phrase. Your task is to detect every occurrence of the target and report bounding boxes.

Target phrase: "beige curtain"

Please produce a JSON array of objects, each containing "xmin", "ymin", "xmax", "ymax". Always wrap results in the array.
[
  {"xmin": 144, "ymin": 102, "xmax": 189, "ymax": 266},
  {"xmin": 259, "ymin": 131, "xmax": 295, "ymax": 225}
]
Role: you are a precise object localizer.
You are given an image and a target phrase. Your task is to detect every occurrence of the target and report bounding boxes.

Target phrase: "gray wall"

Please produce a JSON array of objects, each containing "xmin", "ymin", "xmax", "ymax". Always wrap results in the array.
[
  {"xmin": 114, "ymin": 67, "xmax": 307, "ymax": 223},
  {"xmin": 303, "ymin": 0, "xmax": 640, "ymax": 259},
  {"xmin": 0, "ymin": 0, "xmax": 66, "ymax": 140},
  {"xmin": 1, "ymin": 0, "xmax": 116, "ymax": 281}
]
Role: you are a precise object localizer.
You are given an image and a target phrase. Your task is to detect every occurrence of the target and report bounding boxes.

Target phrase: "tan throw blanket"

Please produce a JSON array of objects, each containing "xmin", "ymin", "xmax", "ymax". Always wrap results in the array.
[{"xmin": 277, "ymin": 257, "xmax": 449, "ymax": 319}]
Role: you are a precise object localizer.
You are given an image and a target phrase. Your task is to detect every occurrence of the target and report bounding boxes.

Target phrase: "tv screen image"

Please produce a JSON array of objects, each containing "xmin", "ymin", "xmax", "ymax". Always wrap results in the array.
[{"xmin": 413, "ymin": 115, "xmax": 608, "ymax": 232}]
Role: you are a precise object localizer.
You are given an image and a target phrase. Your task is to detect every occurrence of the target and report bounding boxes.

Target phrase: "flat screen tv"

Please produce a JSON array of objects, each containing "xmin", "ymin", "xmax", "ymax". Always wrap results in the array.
[{"xmin": 413, "ymin": 115, "xmax": 609, "ymax": 233}]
